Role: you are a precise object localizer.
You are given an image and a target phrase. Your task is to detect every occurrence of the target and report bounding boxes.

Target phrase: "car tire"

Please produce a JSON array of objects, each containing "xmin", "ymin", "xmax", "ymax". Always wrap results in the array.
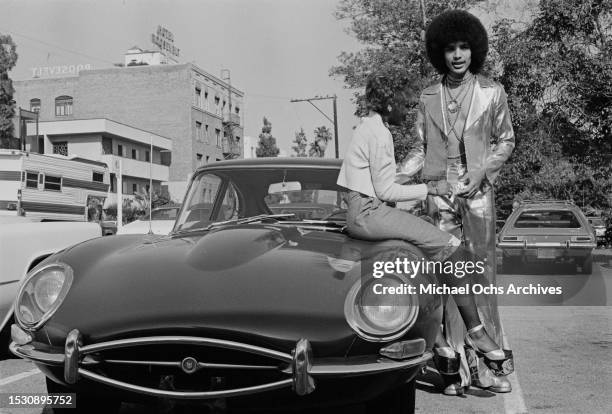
[
  {"xmin": 580, "ymin": 255, "xmax": 593, "ymax": 275},
  {"xmin": 45, "ymin": 378, "xmax": 121, "ymax": 414},
  {"xmin": 365, "ymin": 378, "xmax": 415, "ymax": 414}
]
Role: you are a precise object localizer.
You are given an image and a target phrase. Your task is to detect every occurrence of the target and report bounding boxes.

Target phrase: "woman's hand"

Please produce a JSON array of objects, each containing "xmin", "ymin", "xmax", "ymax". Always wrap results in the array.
[
  {"xmin": 427, "ymin": 180, "xmax": 451, "ymax": 196},
  {"xmin": 457, "ymin": 170, "xmax": 486, "ymax": 198}
]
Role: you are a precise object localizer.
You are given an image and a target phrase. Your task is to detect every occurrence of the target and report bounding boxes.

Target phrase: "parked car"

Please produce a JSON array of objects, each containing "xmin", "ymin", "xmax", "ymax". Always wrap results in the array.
[
  {"xmin": 0, "ymin": 216, "xmax": 101, "ymax": 358},
  {"xmin": 115, "ymin": 206, "xmax": 181, "ymax": 235},
  {"xmin": 497, "ymin": 200, "xmax": 596, "ymax": 273},
  {"xmin": 587, "ymin": 216, "xmax": 607, "ymax": 247},
  {"xmin": 9, "ymin": 158, "xmax": 440, "ymax": 414}
]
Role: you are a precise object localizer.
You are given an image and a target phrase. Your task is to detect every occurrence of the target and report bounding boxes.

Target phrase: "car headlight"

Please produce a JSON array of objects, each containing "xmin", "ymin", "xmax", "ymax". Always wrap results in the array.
[
  {"xmin": 15, "ymin": 263, "xmax": 73, "ymax": 331},
  {"xmin": 344, "ymin": 274, "xmax": 419, "ymax": 342}
]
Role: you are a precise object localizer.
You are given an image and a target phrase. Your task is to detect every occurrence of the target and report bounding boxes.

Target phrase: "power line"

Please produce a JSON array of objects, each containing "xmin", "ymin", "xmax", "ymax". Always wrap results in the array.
[
  {"xmin": 0, "ymin": 26, "xmax": 116, "ymax": 65},
  {"xmin": 290, "ymin": 95, "xmax": 339, "ymax": 158}
]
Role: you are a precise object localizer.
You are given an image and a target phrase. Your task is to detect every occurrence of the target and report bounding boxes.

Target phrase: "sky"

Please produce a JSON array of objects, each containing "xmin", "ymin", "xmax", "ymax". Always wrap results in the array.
[{"xmin": 0, "ymin": 0, "xmax": 363, "ymax": 157}]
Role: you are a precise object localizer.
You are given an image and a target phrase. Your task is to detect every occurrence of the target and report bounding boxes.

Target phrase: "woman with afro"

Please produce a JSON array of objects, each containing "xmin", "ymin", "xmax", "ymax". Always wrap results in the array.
[{"xmin": 399, "ymin": 10, "xmax": 516, "ymax": 395}]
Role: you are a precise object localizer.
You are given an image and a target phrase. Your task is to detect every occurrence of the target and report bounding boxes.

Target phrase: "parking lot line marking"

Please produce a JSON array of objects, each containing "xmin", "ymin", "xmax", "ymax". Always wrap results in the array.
[
  {"xmin": 502, "ymin": 333, "xmax": 528, "ymax": 414},
  {"xmin": 0, "ymin": 368, "xmax": 40, "ymax": 387}
]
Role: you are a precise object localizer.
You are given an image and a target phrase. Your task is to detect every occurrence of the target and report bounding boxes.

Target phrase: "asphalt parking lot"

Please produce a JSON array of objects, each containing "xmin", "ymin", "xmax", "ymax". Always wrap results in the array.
[{"xmin": 1, "ymin": 261, "xmax": 611, "ymax": 414}]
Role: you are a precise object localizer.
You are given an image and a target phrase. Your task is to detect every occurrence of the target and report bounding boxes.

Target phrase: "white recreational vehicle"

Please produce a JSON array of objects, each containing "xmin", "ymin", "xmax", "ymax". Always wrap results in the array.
[{"xmin": 0, "ymin": 149, "xmax": 110, "ymax": 221}]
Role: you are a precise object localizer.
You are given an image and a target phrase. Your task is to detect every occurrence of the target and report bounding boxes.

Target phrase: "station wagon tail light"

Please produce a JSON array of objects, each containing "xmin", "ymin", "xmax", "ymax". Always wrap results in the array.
[
  {"xmin": 501, "ymin": 236, "xmax": 519, "ymax": 241},
  {"xmin": 14, "ymin": 263, "xmax": 73, "ymax": 331},
  {"xmin": 572, "ymin": 236, "xmax": 593, "ymax": 242},
  {"xmin": 344, "ymin": 275, "xmax": 419, "ymax": 342}
]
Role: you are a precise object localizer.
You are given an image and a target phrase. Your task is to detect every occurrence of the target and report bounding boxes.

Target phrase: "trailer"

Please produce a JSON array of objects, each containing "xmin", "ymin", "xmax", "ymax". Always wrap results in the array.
[{"xmin": 0, "ymin": 149, "xmax": 110, "ymax": 221}]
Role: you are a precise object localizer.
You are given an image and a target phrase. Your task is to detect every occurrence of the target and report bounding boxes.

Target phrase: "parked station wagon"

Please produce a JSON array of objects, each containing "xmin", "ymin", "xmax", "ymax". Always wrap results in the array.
[
  {"xmin": 10, "ymin": 158, "xmax": 441, "ymax": 414},
  {"xmin": 497, "ymin": 200, "xmax": 596, "ymax": 274}
]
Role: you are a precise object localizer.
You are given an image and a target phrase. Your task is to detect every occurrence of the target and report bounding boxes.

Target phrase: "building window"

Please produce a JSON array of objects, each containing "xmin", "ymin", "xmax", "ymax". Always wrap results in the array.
[
  {"xmin": 44, "ymin": 175, "xmax": 62, "ymax": 191},
  {"xmin": 30, "ymin": 99, "xmax": 41, "ymax": 113},
  {"xmin": 206, "ymin": 155, "xmax": 210, "ymax": 164},
  {"xmin": 102, "ymin": 137, "xmax": 113, "ymax": 155},
  {"xmin": 195, "ymin": 87, "xmax": 202, "ymax": 108},
  {"xmin": 93, "ymin": 171, "xmax": 104, "ymax": 182},
  {"xmin": 214, "ymin": 96, "xmax": 220, "ymax": 115},
  {"xmin": 235, "ymin": 106, "xmax": 240, "ymax": 115},
  {"xmin": 205, "ymin": 124, "xmax": 209, "ymax": 144},
  {"xmin": 52, "ymin": 141, "xmax": 68, "ymax": 156},
  {"xmin": 132, "ymin": 183, "xmax": 138, "ymax": 194},
  {"xmin": 55, "ymin": 96, "xmax": 73, "ymax": 116},
  {"xmin": 25, "ymin": 171, "xmax": 38, "ymax": 189},
  {"xmin": 197, "ymin": 153, "xmax": 203, "ymax": 165},
  {"xmin": 196, "ymin": 121, "xmax": 203, "ymax": 142},
  {"xmin": 131, "ymin": 149, "xmax": 137, "ymax": 160},
  {"xmin": 117, "ymin": 144, "xmax": 123, "ymax": 156},
  {"xmin": 204, "ymin": 91, "xmax": 209, "ymax": 111},
  {"xmin": 145, "ymin": 150, "xmax": 150, "ymax": 162},
  {"xmin": 215, "ymin": 128, "xmax": 221, "ymax": 147}
]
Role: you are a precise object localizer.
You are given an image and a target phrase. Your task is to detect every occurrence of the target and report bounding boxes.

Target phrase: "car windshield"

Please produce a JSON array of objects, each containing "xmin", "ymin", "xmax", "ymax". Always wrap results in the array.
[
  {"xmin": 174, "ymin": 167, "xmax": 347, "ymax": 232},
  {"xmin": 150, "ymin": 208, "xmax": 179, "ymax": 220},
  {"xmin": 514, "ymin": 210, "xmax": 581, "ymax": 228}
]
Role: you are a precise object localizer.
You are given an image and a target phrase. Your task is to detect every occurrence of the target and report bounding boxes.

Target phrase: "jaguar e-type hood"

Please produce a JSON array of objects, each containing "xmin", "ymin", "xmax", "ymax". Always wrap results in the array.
[{"xmin": 47, "ymin": 225, "xmax": 366, "ymax": 351}]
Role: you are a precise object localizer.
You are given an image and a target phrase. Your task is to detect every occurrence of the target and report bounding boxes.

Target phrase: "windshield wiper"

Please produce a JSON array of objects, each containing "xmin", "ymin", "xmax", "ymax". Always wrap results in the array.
[{"xmin": 204, "ymin": 213, "xmax": 296, "ymax": 230}]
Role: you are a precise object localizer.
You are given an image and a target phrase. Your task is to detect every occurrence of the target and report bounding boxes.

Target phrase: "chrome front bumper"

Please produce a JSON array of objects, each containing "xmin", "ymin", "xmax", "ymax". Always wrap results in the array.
[{"xmin": 10, "ymin": 326, "xmax": 430, "ymax": 400}]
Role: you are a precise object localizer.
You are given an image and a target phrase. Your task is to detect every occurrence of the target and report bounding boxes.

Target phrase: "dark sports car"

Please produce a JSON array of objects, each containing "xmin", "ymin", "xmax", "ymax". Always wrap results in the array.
[{"xmin": 10, "ymin": 158, "xmax": 442, "ymax": 413}]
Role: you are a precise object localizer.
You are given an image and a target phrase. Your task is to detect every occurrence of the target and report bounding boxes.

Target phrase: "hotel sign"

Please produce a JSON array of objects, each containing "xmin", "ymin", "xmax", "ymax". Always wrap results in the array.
[
  {"xmin": 151, "ymin": 25, "xmax": 180, "ymax": 58},
  {"xmin": 31, "ymin": 64, "xmax": 92, "ymax": 78}
]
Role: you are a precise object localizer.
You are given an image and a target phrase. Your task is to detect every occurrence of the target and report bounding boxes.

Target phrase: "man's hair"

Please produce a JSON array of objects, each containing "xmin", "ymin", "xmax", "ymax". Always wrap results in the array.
[
  {"xmin": 365, "ymin": 74, "xmax": 419, "ymax": 114},
  {"xmin": 425, "ymin": 10, "xmax": 488, "ymax": 74}
]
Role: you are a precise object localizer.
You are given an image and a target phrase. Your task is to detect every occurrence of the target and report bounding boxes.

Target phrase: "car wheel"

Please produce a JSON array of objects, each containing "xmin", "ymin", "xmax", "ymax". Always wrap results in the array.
[
  {"xmin": 365, "ymin": 378, "xmax": 415, "ymax": 414},
  {"xmin": 580, "ymin": 255, "xmax": 593, "ymax": 275},
  {"xmin": 45, "ymin": 378, "xmax": 121, "ymax": 414}
]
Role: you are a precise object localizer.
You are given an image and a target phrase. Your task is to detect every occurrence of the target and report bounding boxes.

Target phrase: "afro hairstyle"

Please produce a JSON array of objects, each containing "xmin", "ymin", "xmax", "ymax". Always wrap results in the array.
[{"xmin": 425, "ymin": 10, "xmax": 488, "ymax": 74}]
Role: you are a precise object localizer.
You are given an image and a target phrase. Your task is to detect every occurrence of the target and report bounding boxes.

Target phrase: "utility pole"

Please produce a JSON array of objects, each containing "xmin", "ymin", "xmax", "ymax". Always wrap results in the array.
[
  {"xmin": 420, "ymin": 0, "xmax": 427, "ymax": 41},
  {"xmin": 290, "ymin": 95, "xmax": 339, "ymax": 158}
]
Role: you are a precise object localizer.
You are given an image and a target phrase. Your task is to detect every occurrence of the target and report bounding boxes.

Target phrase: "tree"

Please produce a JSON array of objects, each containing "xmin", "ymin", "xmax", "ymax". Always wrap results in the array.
[
  {"xmin": 0, "ymin": 34, "xmax": 18, "ymax": 148},
  {"xmin": 255, "ymin": 117, "xmax": 280, "ymax": 157},
  {"xmin": 331, "ymin": 0, "xmax": 479, "ymax": 161},
  {"xmin": 291, "ymin": 127, "xmax": 308, "ymax": 157},
  {"xmin": 332, "ymin": 0, "xmax": 612, "ymax": 218},
  {"xmin": 491, "ymin": 0, "xmax": 611, "ymax": 216},
  {"xmin": 308, "ymin": 126, "xmax": 333, "ymax": 157}
]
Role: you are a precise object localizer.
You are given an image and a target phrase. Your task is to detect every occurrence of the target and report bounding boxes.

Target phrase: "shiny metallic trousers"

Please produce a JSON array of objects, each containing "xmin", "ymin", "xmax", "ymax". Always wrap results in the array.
[{"xmin": 428, "ymin": 165, "xmax": 510, "ymax": 387}]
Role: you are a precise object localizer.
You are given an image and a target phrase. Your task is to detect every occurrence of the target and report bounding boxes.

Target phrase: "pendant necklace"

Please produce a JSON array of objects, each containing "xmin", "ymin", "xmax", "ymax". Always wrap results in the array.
[
  {"xmin": 444, "ymin": 78, "xmax": 474, "ymax": 142},
  {"xmin": 444, "ymin": 73, "xmax": 473, "ymax": 114}
]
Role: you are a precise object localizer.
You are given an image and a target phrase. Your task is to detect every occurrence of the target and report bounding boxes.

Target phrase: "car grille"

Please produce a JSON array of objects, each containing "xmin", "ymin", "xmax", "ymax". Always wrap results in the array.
[{"xmin": 74, "ymin": 335, "xmax": 295, "ymax": 399}]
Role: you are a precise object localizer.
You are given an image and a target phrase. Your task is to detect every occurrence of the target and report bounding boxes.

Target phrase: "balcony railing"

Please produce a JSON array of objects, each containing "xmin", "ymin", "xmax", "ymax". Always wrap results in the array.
[
  {"xmin": 222, "ymin": 137, "xmax": 241, "ymax": 157},
  {"xmin": 223, "ymin": 113, "xmax": 241, "ymax": 126},
  {"xmin": 101, "ymin": 155, "xmax": 169, "ymax": 182}
]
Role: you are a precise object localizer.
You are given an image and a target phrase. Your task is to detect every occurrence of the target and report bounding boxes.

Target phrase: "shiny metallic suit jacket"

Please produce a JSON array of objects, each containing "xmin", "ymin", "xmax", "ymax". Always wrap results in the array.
[{"xmin": 398, "ymin": 75, "xmax": 515, "ymax": 182}]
